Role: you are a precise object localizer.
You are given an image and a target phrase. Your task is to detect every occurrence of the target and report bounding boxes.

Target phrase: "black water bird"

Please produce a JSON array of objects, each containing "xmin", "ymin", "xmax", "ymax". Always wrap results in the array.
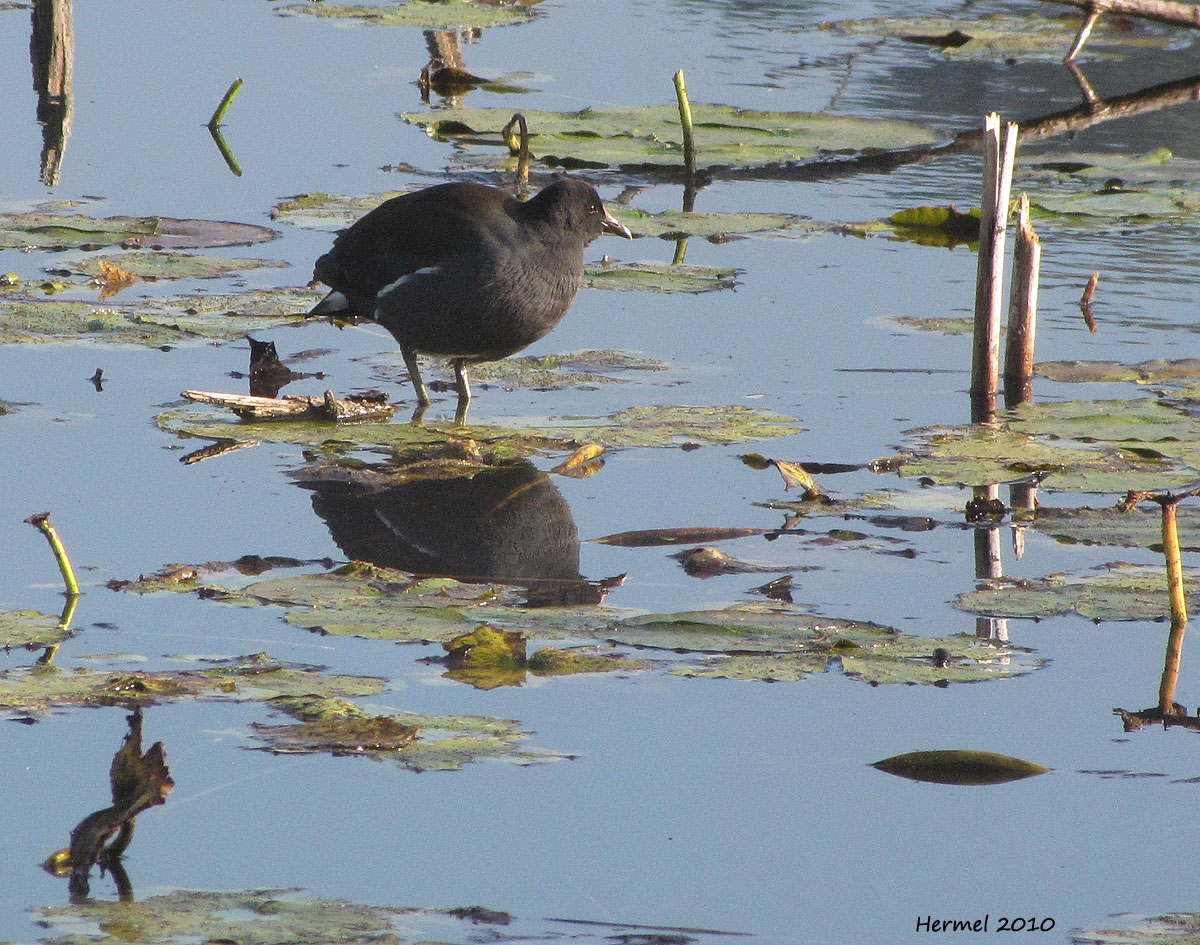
[{"xmin": 309, "ymin": 177, "xmax": 633, "ymax": 416}]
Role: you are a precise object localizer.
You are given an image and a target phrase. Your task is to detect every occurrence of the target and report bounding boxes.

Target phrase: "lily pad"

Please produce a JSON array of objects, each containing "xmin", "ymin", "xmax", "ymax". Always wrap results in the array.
[
  {"xmin": 1029, "ymin": 505, "xmax": 1200, "ymax": 551},
  {"xmin": 278, "ymin": 0, "xmax": 535, "ymax": 29},
  {"xmin": 402, "ymin": 104, "xmax": 940, "ymax": 173},
  {"xmin": 628, "ymin": 609, "xmax": 1042, "ymax": 684},
  {"xmin": 0, "ymin": 286, "xmax": 321, "ymax": 347},
  {"xmin": 271, "ymin": 190, "xmax": 408, "ymax": 228},
  {"xmin": 0, "ymin": 653, "xmax": 384, "ymax": 716},
  {"xmin": 0, "ymin": 609, "xmax": 72, "ymax": 649},
  {"xmin": 1075, "ymin": 912, "xmax": 1200, "ymax": 945},
  {"xmin": 885, "ymin": 315, "xmax": 975, "ymax": 335},
  {"xmin": 38, "ymin": 889, "xmax": 410, "ymax": 945},
  {"xmin": 953, "ymin": 562, "xmax": 1197, "ymax": 621},
  {"xmin": 609, "ymin": 207, "xmax": 816, "ymax": 240},
  {"xmin": 0, "ymin": 212, "xmax": 277, "ymax": 251},
  {"xmin": 1036, "ymin": 358, "xmax": 1200, "ymax": 385},
  {"xmin": 71, "ymin": 252, "xmax": 289, "ymax": 281},
  {"xmin": 467, "ymin": 349, "xmax": 667, "ymax": 387},
  {"xmin": 900, "ymin": 398, "xmax": 1200, "ymax": 493},
  {"xmin": 157, "ymin": 403, "xmax": 804, "ymax": 451},
  {"xmin": 250, "ymin": 694, "xmax": 566, "ymax": 769},
  {"xmin": 827, "ymin": 12, "xmax": 1170, "ymax": 60},
  {"xmin": 583, "ymin": 261, "xmax": 739, "ymax": 293}
]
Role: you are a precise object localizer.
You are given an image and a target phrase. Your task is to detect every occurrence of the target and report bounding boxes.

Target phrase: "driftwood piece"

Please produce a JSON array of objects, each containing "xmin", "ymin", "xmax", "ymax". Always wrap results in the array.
[{"xmin": 182, "ymin": 389, "xmax": 396, "ymax": 422}]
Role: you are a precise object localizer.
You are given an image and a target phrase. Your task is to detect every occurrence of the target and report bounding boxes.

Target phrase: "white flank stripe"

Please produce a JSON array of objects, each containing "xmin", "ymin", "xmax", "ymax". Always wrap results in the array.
[{"xmin": 377, "ymin": 266, "xmax": 441, "ymax": 300}]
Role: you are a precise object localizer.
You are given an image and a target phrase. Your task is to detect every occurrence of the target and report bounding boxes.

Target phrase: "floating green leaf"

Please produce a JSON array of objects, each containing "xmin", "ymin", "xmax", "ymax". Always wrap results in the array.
[
  {"xmin": 1030, "ymin": 505, "xmax": 1200, "ymax": 551},
  {"xmin": 270, "ymin": 191, "xmax": 408, "ymax": 228},
  {"xmin": 583, "ymin": 261, "xmax": 738, "ymax": 293},
  {"xmin": 872, "ymin": 749, "xmax": 1050, "ymax": 785},
  {"xmin": 1036, "ymin": 358, "xmax": 1200, "ymax": 385},
  {"xmin": 885, "ymin": 315, "xmax": 975, "ymax": 335},
  {"xmin": 827, "ymin": 13, "xmax": 1169, "ymax": 60},
  {"xmin": 402, "ymin": 104, "xmax": 940, "ymax": 172},
  {"xmin": 886, "ymin": 205, "xmax": 980, "ymax": 248},
  {"xmin": 72, "ymin": 252, "xmax": 289, "ymax": 281},
  {"xmin": 0, "ymin": 286, "xmax": 321, "ymax": 347},
  {"xmin": 0, "ymin": 609, "xmax": 72, "ymax": 649},
  {"xmin": 278, "ymin": 0, "xmax": 535, "ymax": 29},
  {"xmin": 468, "ymin": 349, "xmax": 667, "ymax": 387},
  {"xmin": 157, "ymin": 403, "xmax": 804, "ymax": 451},
  {"xmin": 0, "ymin": 212, "xmax": 277, "ymax": 251},
  {"xmin": 250, "ymin": 694, "xmax": 567, "ymax": 769},
  {"xmin": 610, "ymin": 207, "xmax": 817, "ymax": 240},
  {"xmin": 0, "ymin": 653, "xmax": 384, "ymax": 716},
  {"xmin": 954, "ymin": 562, "xmax": 1197, "ymax": 621},
  {"xmin": 900, "ymin": 398, "xmax": 1200, "ymax": 493}
]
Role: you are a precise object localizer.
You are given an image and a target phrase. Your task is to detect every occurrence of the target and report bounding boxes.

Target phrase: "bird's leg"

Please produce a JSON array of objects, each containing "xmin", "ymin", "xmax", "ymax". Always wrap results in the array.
[
  {"xmin": 401, "ymin": 348, "xmax": 431, "ymax": 405},
  {"xmin": 452, "ymin": 358, "xmax": 471, "ymax": 425}
]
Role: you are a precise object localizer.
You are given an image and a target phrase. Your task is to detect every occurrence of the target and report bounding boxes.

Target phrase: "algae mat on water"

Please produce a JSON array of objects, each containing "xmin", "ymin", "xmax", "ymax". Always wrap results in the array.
[{"xmin": 402, "ymin": 104, "xmax": 940, "ymax": 172}]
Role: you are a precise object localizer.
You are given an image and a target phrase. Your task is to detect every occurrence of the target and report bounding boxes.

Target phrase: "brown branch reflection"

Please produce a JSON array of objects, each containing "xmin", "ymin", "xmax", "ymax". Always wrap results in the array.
[
  {"xmin": 42, "ymin": 708, "xmax": 173, "ymax": 903},
  {"xmin": 29, "ymin": 0, "xmax": 74, "ymax": 186}
]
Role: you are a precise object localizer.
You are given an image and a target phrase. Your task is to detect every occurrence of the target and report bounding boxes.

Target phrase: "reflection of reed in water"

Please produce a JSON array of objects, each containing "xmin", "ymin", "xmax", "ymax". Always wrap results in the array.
[
  {"xmin": 298, "ymin": 457, "xmax": 614, "ymax": 606},
  {"xmin": 30, "ymin": 0, "xmax": 74, "ymax": 186}
]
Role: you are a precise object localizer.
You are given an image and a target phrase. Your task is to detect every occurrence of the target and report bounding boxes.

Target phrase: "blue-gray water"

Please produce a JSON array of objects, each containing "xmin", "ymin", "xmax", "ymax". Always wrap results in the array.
[{"xmin": 3, "ymin": 1, "xmax": 1200, "ymax": 943}]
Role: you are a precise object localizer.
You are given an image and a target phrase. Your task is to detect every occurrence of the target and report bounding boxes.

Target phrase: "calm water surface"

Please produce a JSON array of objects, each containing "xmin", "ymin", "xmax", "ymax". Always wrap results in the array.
[{"xmin": 3, "ymin": 1, "xmax": 1200, "ymax": 943}]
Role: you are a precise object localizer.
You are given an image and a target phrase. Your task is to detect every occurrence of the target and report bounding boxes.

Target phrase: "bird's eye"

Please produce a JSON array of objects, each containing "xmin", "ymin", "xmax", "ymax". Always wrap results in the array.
[{"xmin": 588, "ymin": 203, "xmax": 601, "ymax": 214}]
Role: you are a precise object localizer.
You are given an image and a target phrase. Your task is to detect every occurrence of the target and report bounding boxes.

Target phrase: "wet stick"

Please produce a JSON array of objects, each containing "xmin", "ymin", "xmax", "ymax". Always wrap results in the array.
[
  {"xmin": 970, "ymin": 113, "xmax": 1017, "ymax": 422},
  {"xmin": 208, "ymin": 77, "xmax": 243, "ymax": 129},
  {"xmin": 673, "ymin": 70, "xmax": 696, "ymax": 180},
  {"xmin": 25, "ymin": 512, "xmax": 79, "ymax": 597},
  {"xmin": 1003, "ymin": 194, "xmax": 1041, "ymax": 408}
]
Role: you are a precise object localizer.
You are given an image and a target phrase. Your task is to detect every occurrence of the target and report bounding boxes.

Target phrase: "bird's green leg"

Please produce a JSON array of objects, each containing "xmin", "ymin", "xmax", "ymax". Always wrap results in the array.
[
  {"xmin": 452, "ymin": 358, "xmax": 472, "ymax": 425},
  {"xmin": 402, "ymin": 348, "xmax": 430, "ymax": 406}
]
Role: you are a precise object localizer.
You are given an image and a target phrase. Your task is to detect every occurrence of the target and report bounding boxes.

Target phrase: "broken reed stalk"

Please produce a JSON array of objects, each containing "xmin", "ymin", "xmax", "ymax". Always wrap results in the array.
[
  {"xmin": 502, "ymin": 113, "xmax": 530, "ymax": 195},
  {"xmin": 970, "ymin": 113, "xmax": 1018, "ymax": 422},
  {"xmin": 25, "ymin": 512, "xmax": 79, "ymax": 597},
  {"xmin": 207, "ymin": 77, "xmax": 243, "ymax": 129},
  {"xmin": 1003, "ymin": 194, "xmax": 1041, "ymax": 407},
  {"xmin": 1158, "ymin": 497, "xmax": 1188, "ymax": 713},
  {"xmin": 673, "ymin": 69, "xmax": 696, "ymax": 179},
  {"xmin": 1080, "ymin": 271, "xmax": 1100, "ymax": 332}
]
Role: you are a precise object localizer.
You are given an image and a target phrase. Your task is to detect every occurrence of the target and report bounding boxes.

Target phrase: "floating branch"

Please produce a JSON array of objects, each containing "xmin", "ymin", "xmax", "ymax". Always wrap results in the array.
[
  {"xmin": 207, "ymin": 77, "xmax": 243, "ymax": 129},
  {"xmin": 25, "ymin": 512, "xmax": 80, "ymax": 597},
  {"xmin": 182, "ymin": 388, "xmax": 397, "ymax": 422}
]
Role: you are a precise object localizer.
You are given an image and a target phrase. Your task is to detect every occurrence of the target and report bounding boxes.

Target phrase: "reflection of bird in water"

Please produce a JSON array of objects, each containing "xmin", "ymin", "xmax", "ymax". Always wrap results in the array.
[
  {"xmin": 295, "ymin": 456, "xmax": 619, "ymax": 607},
  {"xmin": 308, "ymin": 177, "xmax": 632, "ymax": 418}
]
